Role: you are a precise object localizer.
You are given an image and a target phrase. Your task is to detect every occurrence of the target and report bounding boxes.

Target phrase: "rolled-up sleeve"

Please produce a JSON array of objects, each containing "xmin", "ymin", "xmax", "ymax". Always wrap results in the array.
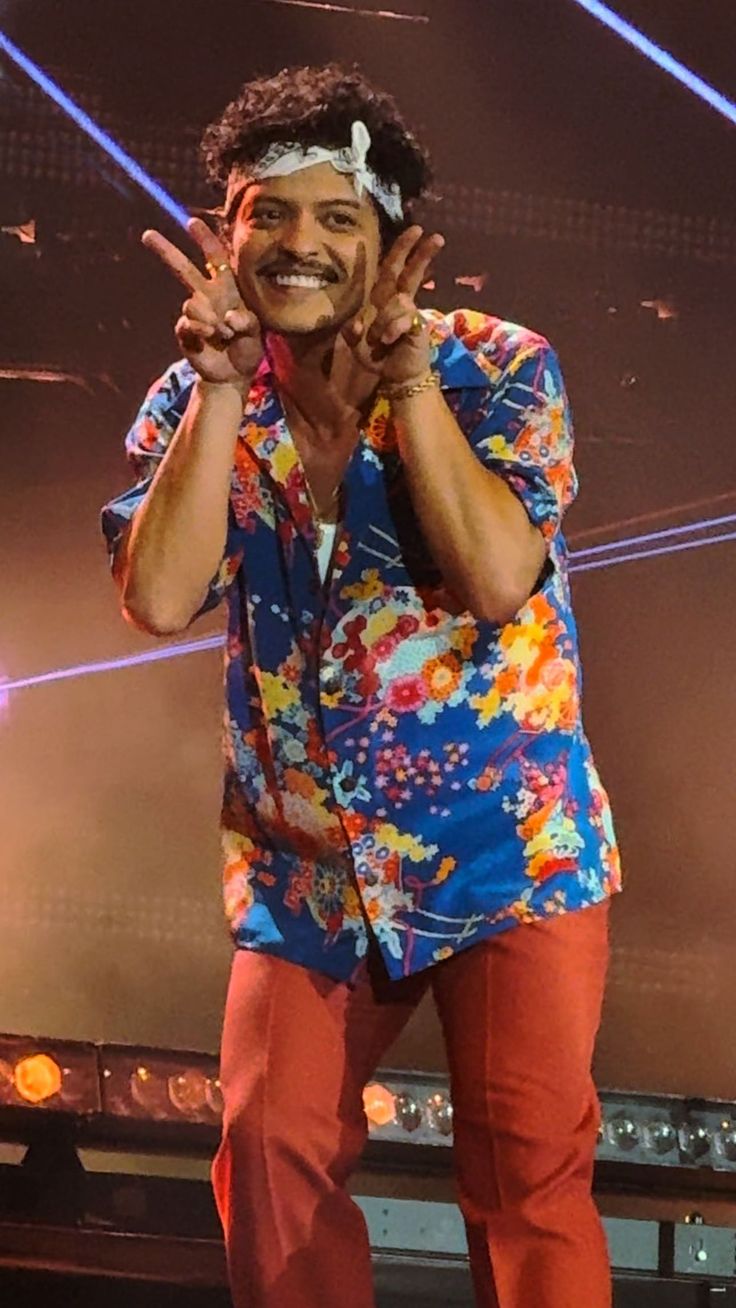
[
  {"xmin": 101, "ymin": 359, "xmax": 245, "ymax": 621},
  {"xmin": 470, "ymin": 341, "xmax": 577, "ymax": 544}
]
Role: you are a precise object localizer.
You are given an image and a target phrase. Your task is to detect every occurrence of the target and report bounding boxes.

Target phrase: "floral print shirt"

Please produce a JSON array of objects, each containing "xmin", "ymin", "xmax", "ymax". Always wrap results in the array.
[{"xmin": 102, "ymin": 309, "xmax": 622, "ymax": 981}]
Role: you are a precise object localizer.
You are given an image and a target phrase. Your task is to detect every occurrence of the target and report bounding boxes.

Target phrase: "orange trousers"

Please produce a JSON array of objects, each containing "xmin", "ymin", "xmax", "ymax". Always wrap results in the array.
[{"xmin": 212, "ymin": 901, "xmax": 611, "ymax": 1308}]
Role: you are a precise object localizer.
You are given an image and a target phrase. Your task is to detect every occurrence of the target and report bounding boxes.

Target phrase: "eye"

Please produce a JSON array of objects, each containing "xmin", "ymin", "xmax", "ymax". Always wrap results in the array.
[
  {"xmin": 252, "ymin": 207, "xmax": 283, "ymax": 226},
  {"xmin": 325, "ymin": 210, "xmax": 357, "ymax": 230}
]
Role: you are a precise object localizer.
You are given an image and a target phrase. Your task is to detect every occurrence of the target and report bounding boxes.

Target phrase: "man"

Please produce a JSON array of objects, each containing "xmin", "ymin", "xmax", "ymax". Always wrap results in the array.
[{"xmin": 102, "ymin": 62, "xmax": 621, "ymax": 1308}]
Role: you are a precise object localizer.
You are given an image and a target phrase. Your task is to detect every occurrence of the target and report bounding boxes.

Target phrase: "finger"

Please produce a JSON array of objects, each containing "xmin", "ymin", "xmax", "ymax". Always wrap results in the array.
[
  {"xmin": 341, "ymin": 315, "xmax": 365, "ymax": 349},
  {"xmin": 351, "ymin": 240, "xmax": 370, "ymax": 313},
  {"xmin": 177, "ymin": 314, "xmax": 220, "ymax": 341},
  {"xmin": 181, "ymin": 300, "xmax": 235, "ymax": 342},
  {"xmin": 372, "ymin": 226, "xmax": 424, "ymax": 310},
  {"xmin": 187, "ymin": 216, "xmax": 233, "ymax": 277},
  {"xmin": 398, "ymin": 232, "xmax": 445, "ymax": 300},
  {"xmin": 176, "ymin": 316, "xmax": 212, "ymax": 353},
  {"xmin": 381, "ymin": 309, "xmax": 418, "ymax": 347},
  {"xmin": 223, "ymin": 306, "xmax": 260, "ymax": 336},
  {"xmin": 142, "ymin": 229, "xmax": 207, "ymax": 291},
  {"xmin": 367, "ymin": 293, "xmax": 415, "ymax": 346},
  {"xmin": 183, "ymin": 296, "xmax": 220, "ymax": 327}
]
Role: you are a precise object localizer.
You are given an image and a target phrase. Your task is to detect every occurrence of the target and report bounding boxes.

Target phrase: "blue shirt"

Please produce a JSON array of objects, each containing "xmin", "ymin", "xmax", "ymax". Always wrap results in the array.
[{"xmin": 102, "ymin": 308, "xmax": 622, "ymax": 981}]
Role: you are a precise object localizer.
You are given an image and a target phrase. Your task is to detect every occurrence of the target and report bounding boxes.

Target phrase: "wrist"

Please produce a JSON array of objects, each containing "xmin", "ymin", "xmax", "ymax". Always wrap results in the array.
[
  {"xmin": 195, "ymin": 375, "xmax": 251, "ymax": 404},
  {"xmin": 378, "ymin": 370, "xmax": 440, "ymax": 403}
]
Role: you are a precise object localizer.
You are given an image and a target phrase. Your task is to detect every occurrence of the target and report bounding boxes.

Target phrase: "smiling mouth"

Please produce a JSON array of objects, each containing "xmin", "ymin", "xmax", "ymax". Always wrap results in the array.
[{"xmin": 261, "ymin": 271, "xmax": 335, "ymax": 291}]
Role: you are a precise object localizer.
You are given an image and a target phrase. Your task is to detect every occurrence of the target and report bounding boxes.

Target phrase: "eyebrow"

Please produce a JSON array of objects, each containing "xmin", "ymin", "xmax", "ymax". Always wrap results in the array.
[
  {"xmin": 228, "ymin": 190, "xmax": 364, "ymax": 220},
  {"xmin": 251, "ymin": 195, "xmax": 363, "ymax": 211}
]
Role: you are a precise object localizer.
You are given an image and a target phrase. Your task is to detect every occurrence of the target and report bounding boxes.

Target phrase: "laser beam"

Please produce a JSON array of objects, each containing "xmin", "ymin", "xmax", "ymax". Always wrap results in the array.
[
  {"xmin": 0, "ymin": 31, "xmax": 190, "ymax": 228},
  {"xmin": 571, "ymin": 512, "xmax": 736, "ymax": 559},
  {"xmin": 266, "ymin": 0, "xmax": 429, "ymax": 18},
  {"xmin": 570, "ymin": 528, "xmax": 736, "ymax": 574},
  {"xmin": 2, "ymin": 635, "xmax": 223, "ymax": 694},
  {"xmin": 568, "ymin": 0, "xmax": 736, "ymax": 128},
  {"xmin": 2, "ymin": 527, "xmax": 734, "ymax": 697}
]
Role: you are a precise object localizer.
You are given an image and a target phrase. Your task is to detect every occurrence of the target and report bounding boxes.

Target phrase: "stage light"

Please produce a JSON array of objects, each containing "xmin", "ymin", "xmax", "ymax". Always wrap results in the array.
[
  {"xmin": 394, "ymin": 1092, "xmax": 423, "ymax": 1134},
  {"xmin": 364, "ymin": 1082, "xmax": 397, "ymax": 1128},
  {"xmin": 338, "ymin": 1073, "xmax": 454, "ymax": 1147},
  {"xmin": 14, "ymin": 1053, "xmax": 62, "ymax": 1105},
  {"xmin": 168, "ymin": 1068, "xmax": 211, "ymax": 1118},
  {"xmin": 425, "ymin": 1091, "xmax": 454, "ymax": 1137},
  {"xmin": 715, "ymin": 1123, "xmax": 736, "ymax": 1164},
  {"xmin": 4, "ymin": 1034, "xmax": 736, "ymax": 1185},
  {"xmin": 679, "ymin": 1123, "xmax": 711, "ymax": 1163},
  {"xmin": 642, "ymin": 1119, "xmax": 678, "ymax": 1157},
  {"xmin": 0, "ymin": 1036, "xmax": 101, "ymax": 1114},
  {"xmin": 606, "ymin": 1114, "xmax": 640, "ymax": 1152},
  {"xmin": 101, "ymin": 1046, "xmax": 222, "ymax": 1126},
  {"xmin": 568, "ymin": 0, "xmax": 736, "ymax": 129},
  {"xmin": 0, "ymin": 30, "xmax": 190, "ymax": 228},
  {"xmin": 129, "ymin": 1064, "xmax": 173, "ymax": 1119}
]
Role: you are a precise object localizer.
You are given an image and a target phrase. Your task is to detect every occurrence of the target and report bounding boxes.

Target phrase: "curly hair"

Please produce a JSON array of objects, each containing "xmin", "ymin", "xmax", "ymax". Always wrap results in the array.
[{"xmin": 201, "ymin": 63, "xmax": 433, "ymax": 246}]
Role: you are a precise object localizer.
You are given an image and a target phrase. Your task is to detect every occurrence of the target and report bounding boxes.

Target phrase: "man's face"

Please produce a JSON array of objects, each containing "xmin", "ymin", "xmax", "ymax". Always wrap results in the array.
[{"xmin": 226, "ymin": 161, "xmax": 383, "ymax": 338}]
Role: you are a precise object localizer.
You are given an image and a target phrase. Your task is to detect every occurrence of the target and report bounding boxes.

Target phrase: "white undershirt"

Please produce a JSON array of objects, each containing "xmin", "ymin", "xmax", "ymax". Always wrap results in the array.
[{"xmin": 316, "ymin": 522, "xmax": 338, "ymax": 582}]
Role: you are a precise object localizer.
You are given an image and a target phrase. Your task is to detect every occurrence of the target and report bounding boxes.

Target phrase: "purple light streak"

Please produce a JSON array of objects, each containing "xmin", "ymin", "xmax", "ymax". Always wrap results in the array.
[
  {"xmin": 0, "ymin": 31, "xmax": 190, "ymax": 228},
  {"xmin": 2, "ymin": 636, "xmax": 223, "ymax": 694},
  {"xmin": 571, "ymin": 512, "xmax": 736, "ymax": 559},
  {"xmin": 1, "ymin": 18, "xmax": 732, "ymax": 702},
  {"xmin": 569, "ymin": 0, "xmax": 736, "ymax": 128},
  {"xmin": 3, "ymin": 524, "xmax": 734, "ymax": 697},
  {"xmin": 570, "ymin": 528, "xmax": 736, "ymax": 574},
  {"xmin": 265, "ymin": 0, "xmax": 429, "ymax": 20}
]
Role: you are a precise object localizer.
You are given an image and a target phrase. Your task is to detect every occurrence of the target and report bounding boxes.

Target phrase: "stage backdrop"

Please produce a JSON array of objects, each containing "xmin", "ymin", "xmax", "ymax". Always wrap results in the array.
[{"xmin": 1, "ymin": 0, "xmax": 735, "ymax": 1101}]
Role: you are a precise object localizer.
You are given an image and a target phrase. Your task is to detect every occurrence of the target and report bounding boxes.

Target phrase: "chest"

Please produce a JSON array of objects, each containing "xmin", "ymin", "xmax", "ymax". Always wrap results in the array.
[{"xmin": 290, "ymin": 425, "xmax": 361, "ymax": 518}]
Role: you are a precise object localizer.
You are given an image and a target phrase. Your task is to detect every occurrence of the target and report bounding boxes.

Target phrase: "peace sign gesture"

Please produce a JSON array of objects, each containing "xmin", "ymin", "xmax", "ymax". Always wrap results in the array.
[
  {"xmin": 342, "ymin": 225, "xmax": 444, "ymax": 387},
  {"xmin": 141, "ymin": 217, "xmax": 263, "ymax": 391}
]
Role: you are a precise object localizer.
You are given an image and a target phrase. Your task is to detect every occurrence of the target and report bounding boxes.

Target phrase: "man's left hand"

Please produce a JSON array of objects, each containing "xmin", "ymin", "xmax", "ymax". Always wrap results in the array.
[{"xmin": 342, "ymin": 225, "xmax": 444, "ymax": 387}]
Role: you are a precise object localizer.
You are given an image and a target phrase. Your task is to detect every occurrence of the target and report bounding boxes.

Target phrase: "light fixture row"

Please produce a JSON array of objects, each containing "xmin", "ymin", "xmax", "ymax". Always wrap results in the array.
[{"xmin": 2, "ymin": 1035, "xmax": 736, "ymax": 1172}]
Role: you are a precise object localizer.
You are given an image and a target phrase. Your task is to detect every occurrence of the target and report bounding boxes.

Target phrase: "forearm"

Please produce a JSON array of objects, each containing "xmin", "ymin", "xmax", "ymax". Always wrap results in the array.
[
  {"xmin": 118, "ymin": 379, "xmax": 245, "ymax": 633},
  {"xmin": 393, "ymin": 387, "xmax": 547, "ymax": 624}
]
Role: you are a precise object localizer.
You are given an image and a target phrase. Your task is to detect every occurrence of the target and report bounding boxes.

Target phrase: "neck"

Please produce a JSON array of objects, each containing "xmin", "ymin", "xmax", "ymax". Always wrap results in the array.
[
  {"xmin": 265, "ymin": 328, "xmax": 377, "ymax": 439},
  {"xmin": 265, "ymin": 330, "xmax": 334, "ymax": 390}
]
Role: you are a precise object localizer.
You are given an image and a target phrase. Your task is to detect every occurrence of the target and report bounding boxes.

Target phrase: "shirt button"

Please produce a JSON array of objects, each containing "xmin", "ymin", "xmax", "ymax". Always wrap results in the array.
[{"xmin": 320, "ymin": 665, "xmax": 341, "ymax": 696}]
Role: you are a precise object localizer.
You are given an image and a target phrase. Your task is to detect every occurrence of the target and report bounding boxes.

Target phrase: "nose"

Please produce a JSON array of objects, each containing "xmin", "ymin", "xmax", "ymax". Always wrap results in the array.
[{"xmin": 277, "ymin": 209, "xmax": 322, "ymax": 259}]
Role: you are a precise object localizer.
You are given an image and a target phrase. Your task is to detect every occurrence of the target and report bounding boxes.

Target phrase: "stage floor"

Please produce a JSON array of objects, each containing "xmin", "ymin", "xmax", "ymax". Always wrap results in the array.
[{"xmin": 1, "ymin": 1263, "xmax": 735, "ymax": 1307}]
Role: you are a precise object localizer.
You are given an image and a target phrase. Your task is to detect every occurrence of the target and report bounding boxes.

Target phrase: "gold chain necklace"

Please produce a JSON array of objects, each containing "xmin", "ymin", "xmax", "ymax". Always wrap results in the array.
[{"xmin": 303, "ymin": 478, "xmax": 340, "ymax": 549}]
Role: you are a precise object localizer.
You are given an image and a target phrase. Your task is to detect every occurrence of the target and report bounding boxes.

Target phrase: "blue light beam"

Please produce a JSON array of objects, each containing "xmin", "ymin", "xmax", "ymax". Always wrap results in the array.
[
  {"xmin": 569, "ymin": 0, "xmax": 736, "ymax": 128},
  {"xmin": 2, "ymin": 527, "xmax": 735, "ymax": 697},
  {"xmin": 0, "ymin": 30, "xmax": 191, "ymax": 227},
  {"xmin": 570, "ymin": 528, "xmax": 736, "ymax": 574},
  {"xmin": 3, "ymin": 635, "xmax": 224, "ymax": 694},
  {"xmin": 572, "ymin": 512, "xmax": 736, "ymax": 559}
]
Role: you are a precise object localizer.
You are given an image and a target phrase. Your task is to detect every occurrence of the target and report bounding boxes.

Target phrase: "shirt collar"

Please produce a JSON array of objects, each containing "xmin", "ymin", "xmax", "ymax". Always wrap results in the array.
[{"xmin": 427, "ymin": 314, "xmax": 493, "ymax": 390}]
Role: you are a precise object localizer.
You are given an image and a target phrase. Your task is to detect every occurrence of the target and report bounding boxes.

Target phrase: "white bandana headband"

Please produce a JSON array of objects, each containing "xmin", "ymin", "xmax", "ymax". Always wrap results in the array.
[{"xmin": 225, "ymin": 120, "xmax": 404, "ymax": 223}]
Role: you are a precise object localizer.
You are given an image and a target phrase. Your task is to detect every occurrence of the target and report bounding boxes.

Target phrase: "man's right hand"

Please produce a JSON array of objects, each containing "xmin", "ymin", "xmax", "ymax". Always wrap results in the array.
[{"xmin": 142, "ymin": 217, "xmax": 262, "ymax": 392}]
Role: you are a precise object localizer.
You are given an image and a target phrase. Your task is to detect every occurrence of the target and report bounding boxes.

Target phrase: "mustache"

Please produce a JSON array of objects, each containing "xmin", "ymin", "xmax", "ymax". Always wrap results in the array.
[{"xmin": 257, "ymin": 255, "xmax": 343, "ymax": 283}]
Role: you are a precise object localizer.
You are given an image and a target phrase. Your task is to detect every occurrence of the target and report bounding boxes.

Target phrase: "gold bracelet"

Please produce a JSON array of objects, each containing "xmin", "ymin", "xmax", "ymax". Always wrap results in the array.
[{"xmin": 378, "ymin": 371, "xmax": 441, "ymax": 403}]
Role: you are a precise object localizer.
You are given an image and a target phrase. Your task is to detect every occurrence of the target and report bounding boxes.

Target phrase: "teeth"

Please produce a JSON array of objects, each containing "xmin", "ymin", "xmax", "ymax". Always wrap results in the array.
[{"xmin": 271, "ymin": 274, "xmax": 329, "ymax": 289}]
